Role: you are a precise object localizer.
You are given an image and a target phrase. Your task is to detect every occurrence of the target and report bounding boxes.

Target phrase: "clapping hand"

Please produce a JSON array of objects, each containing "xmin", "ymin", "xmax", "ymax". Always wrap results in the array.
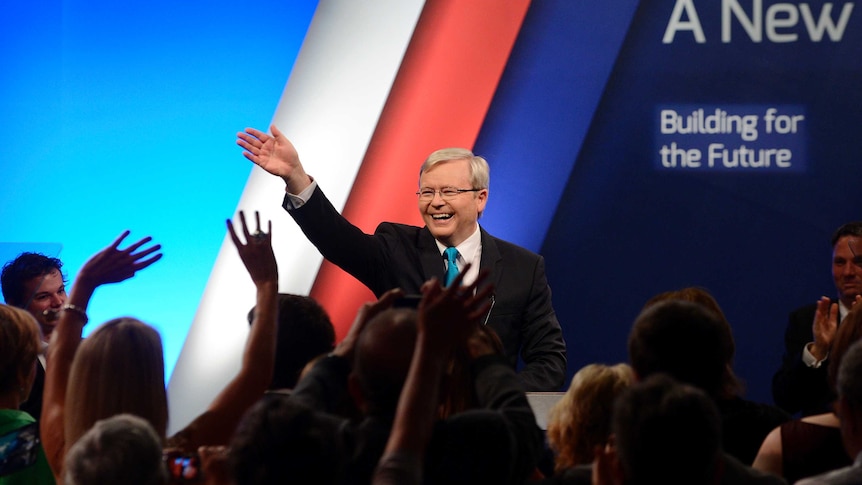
[{"xmin": 811, "ymin": 296, "xmax": 839, "ymax": 361}]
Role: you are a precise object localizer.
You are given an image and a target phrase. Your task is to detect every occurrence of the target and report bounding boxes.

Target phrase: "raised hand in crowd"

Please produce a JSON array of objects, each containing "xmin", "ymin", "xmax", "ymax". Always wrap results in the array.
[
  {"xmin": 41, "ymin": 231, "xmax": 162, "ymax": 477},
  {"xmin": 167, "ymin": 210, "xmax": 280, "ymax": 452},
  {"xmin": 372, "ymin": 267, "xmax": 492, "ymax": 485}
]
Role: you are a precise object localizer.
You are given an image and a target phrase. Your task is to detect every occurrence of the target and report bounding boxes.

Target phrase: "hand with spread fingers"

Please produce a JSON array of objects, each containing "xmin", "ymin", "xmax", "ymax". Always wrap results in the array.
[
  {"xmin": 417, "ymin": 265, "xmax": 493, "ymax": 355},
  {"xmin": 73, "ymin": 231, "xmax": 162, "ymax": 297},
  {"xmin": 227, "ymin": 210, "xmax": 277, "ymax": 285},
  {"xmin": 236, "ymin": 125, "xmax": 312, "ymax": 194},
  {"xmin": 42, "ymin": 230, "xmax": 162, "ymax": 479}
]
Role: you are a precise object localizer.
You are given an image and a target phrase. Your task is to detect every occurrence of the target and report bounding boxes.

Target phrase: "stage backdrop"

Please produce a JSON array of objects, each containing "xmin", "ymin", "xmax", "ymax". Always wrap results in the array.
[{"xmin": 2, "ymin": 1, "xmax": 859, "ymax": 433}]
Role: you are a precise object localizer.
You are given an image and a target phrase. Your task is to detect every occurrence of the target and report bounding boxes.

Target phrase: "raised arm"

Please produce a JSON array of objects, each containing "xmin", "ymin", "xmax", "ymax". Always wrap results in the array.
[
  {"xmin": 236, "ymin": 125, "xmax": 312, "ymax": 194},
  {"xmin": 41, "ymin": 231, "xmax": 162, "ymax": 477},
  {"xmin": 373, "ymin": 268, "xmax": 492, "ymax": 485},
  {"xmin": 167, "ymin": 211, "xmax": 279, "ymax": 451}
]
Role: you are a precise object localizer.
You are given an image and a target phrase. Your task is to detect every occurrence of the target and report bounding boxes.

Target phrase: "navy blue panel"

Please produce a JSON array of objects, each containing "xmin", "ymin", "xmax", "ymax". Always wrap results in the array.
[
  {"xmin": 543, "ymin": 1, "xmax": 862, "ymax": 404},
  {"xmin": 475, "ymin": 1, "xmax": 639, "ymax": 252}
]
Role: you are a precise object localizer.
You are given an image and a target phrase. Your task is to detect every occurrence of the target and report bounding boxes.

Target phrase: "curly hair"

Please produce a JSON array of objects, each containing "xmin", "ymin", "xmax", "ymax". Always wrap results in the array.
[{"xmin": 546, "ymin": 363, "xmax": 634, "ymax": 472}]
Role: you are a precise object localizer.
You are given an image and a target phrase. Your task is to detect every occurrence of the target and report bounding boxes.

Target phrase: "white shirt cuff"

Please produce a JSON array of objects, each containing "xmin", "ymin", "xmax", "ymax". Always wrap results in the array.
[
  {"xmin": 284, "ymin": 178, "xmax": 318, "ymax": 209},
  {"xmin": 802, "ymin": 342, "xmax": 828, "ymax": 368}
]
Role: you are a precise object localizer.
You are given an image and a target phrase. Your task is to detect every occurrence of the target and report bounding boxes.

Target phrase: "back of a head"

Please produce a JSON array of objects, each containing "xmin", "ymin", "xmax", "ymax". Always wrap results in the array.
[
  {"xmin": 829, "ymin": 307, "xmax": 862, "ymax": 392},
  {"xmin": 1, "ymin": 252, "xmax": 63, "ymax": 307},
  {"xmin": 628, "ymin": 299, "xmax": 735, "ymax": 399},
  {"xmin": 838, "ymin": 340, "xmax": 862, "ymax": 411},
  {"xmin": 0, "ymin": 304, "xmax": 42, "ymax": 398},
  {"xmin": 353, "ymin": 308, "xmax": 418, "ymax": 415},
  {"xmin": 248, "ymin": 294, "xmax": 335, "ymax": 390},
  {"xmin": 643, "ymin": 287, "xmax": 729, "ymax": 327},
  {"xmin": 64, "ymin": 413, "xmax": 168, "ymax": 485},
  {"xmin": 546, "ymin": 363, "xmax": 634, "ymax": 470},
  {"xmin": 65, "ymin": 318, "xmax": 168, "ymax": 449},
  {"xmin": 229, "ymin": 395, "xmax": 341, "ymax": 485},
  {"xmin": 613, "ymin": 374, "xmax": 722, "ymax": 485}
]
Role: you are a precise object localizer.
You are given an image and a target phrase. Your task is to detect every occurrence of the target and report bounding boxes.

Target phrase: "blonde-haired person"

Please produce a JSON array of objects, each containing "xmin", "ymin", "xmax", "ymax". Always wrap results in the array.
[
  {"xmin": 41, "ymin": 211, "xmax": 279, "ymax": 482},
  {"xmin": 0, "ymin": 304, "xmax": 55, "ymax": 484},
  {"xmin": 546, "ymin": 363, "xmax": 634, "ymax": 475},
  {"xmin": 64, "ymin": 318, "xmax": 168, "ymax": 450}
]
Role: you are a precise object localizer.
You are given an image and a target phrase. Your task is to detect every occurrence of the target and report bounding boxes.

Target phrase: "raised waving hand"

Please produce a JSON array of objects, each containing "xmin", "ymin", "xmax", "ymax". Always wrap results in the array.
[{"xmin": 236, "ymin": 125, "xmax": 312, "ymax": 193}]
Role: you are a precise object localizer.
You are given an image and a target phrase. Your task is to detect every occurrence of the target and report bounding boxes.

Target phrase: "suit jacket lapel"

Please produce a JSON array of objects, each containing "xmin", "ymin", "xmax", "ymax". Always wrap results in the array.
[
  {"xmin": 479, "ymin": 227, "xmax": 503, "ymax": 292},
  {"xmin": 419, "ymin": 227, "xmax": 446, "ymax": 283}
]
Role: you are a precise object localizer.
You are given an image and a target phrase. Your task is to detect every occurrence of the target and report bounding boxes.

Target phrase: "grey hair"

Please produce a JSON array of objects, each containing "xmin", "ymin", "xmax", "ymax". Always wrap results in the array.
[
  {"xmin": 65, "ymin": 414, "xmax": 168, "ymax": 485},
  {"xmin": 419, "ymin": 148, "xmax": 490, "ymax": 190}
]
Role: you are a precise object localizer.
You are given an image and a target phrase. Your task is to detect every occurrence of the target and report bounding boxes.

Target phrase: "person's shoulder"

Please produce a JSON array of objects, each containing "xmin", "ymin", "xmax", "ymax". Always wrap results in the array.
[
  {"xmin": 375, "ymin": 222, "xmax": 422, "ymax": 235},
  {"xmin": 719, "ymin": 396, "xmax": 791, "ymax": 425},
  {"xmin": 796, "ymin": 463, "xmax": 862, "ymax": 485},
  {"xmin": 482, "ymin": 229, "xmax": 542, "ymax": 260},
  {"xmin": 790, "ymin": 302, "xmax": 819, "ymax": 319},
  {"xmin": 722, "ymin": 453, "xmax": 789, "ymax": 484},
  {"xmin": 374, "ymin": 222, "xmax": 427, "ymax": 248}
]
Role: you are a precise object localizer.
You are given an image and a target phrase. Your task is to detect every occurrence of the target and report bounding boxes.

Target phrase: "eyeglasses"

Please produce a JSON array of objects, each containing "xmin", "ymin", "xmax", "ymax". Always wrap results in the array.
[{"xmin": 416, "ymin": 187, "xmax": 482, "ymax": 201}]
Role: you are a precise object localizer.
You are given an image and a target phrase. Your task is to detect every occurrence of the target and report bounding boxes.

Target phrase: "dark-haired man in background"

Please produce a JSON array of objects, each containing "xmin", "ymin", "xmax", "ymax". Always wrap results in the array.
[
  {"xmin": 773, "ymin": 222, "xmax": 862, "ymax": 416},
  {"xmin": 1, "ymin": 252, "xmax": 68, "ymax": 421}
]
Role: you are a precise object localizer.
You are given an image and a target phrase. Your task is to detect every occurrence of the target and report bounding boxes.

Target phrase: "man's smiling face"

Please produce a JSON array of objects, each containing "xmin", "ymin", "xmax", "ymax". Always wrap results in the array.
[{"xmin": 418, "ymin": 158, "xmax": 487, "ymax": 247}]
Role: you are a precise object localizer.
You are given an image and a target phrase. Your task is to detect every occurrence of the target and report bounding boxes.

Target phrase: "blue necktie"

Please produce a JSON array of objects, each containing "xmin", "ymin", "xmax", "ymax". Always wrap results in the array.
[{"xmin": 444, "ymin": 247, "xmax": 460, "ymax": 286}]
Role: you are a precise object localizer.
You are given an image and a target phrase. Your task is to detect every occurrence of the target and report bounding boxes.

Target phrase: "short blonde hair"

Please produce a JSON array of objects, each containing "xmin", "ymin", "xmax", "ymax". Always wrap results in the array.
[
  {"xmin": 546, "ymin": 363, "xmax": 634, "ymax": 472},
  {"xmin": 65, "ymin": 318, "xmax": 168, "ymax": 450},
  {"xmin": 0, "ymin": 304, "xmax": 41, "ymax": 396}
]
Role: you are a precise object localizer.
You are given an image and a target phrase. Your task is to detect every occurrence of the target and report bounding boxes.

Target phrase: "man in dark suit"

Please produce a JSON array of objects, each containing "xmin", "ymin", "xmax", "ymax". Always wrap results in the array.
[
  {"xmin": 773, "ymin": 222, "xmax": 862, "ymax": 416},
  {"xmin": 237, "ymin": 125, "xmax": 567, "ymax": 391},
  {"xmin": 1, "ymin": 252, "xmax": 68, "ymax": 422}
]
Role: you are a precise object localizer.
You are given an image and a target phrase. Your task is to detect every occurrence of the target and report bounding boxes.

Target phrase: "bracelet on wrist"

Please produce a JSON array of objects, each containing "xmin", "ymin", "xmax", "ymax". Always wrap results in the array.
[
  {"xmin": 61, "ymin": 304, "xmax": 89, "ymax": 324},
  {"xmin": 43, "ymin": 304, "xmax": 89, "ymax": 323}
]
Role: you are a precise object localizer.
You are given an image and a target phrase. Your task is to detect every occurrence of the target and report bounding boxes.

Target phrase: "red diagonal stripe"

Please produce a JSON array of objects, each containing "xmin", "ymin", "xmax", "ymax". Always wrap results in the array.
[{"xmin": 310, "ymin": 0, "xmax": 531, "ymax": 339}]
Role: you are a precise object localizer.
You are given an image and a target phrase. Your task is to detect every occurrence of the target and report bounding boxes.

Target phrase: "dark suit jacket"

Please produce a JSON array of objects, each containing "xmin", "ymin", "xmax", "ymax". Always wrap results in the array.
[
  {"xmin": 772, "ymin": 303, "xmax": 835, "ymax": 416},
  {"xmin": 286, "ymin": 186, "xmax": 567, "ymax": 391}
]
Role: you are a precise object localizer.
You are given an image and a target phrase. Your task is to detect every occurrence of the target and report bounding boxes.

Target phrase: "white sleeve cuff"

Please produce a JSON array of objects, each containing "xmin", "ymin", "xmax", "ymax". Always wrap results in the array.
[
  {"xmin": 802, "ymin": 342, "xmax": 828, "ymax": 368},
  {"xmin": 284, "ymin": 178, "xmax": 318, "ymax": 209}
]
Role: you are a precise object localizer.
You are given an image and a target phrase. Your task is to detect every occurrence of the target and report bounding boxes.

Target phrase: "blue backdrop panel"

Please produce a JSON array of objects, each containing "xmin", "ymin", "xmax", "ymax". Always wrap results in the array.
[{"xmin": 542, "ymin": 1, "xmax": 862, "ymax": 405}]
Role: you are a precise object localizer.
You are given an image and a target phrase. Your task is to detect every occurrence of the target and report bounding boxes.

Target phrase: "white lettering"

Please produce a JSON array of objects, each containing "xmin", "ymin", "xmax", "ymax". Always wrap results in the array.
[
  {"xmin": 710, "ymin": 1, "xmax": 855, "ymax": 44},
  {"xmin": 763, "ymin": 108, "xmax": 805, "ymax": 134},
  {"xmin": 664, "ymin": 0, "xmax": 706, "ymax": 43},
  {"xmin": 707, "ymin": 143, "xmax": 793, "ymax": 168},
  {"xmin": 723, "ymin": 0, "xmax": 763, "ymax": 42},
  {"xmin": 766, "ymin": 4, "xmax": 800, "ymax": 42},
  {"xmin": 800, "ymin": 3, "xmax": 854, "ymax": 41},
  {"xmin": 660, "ymin": 142, "xmax": 702, "ymax": 167},
  {"xmin": 658, "ymin": 108, "xmax": 759, "ymax": 141}
]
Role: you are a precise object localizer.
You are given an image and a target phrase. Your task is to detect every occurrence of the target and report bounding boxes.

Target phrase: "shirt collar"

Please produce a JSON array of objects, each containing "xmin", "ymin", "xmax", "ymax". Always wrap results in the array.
[
  {"xmin": 435, "ymin": 225, "xmax": 481, "ymax": 262},
  {"xmin": 840, "ymin": 299, "xmax": 851, "ymax": 321}
]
